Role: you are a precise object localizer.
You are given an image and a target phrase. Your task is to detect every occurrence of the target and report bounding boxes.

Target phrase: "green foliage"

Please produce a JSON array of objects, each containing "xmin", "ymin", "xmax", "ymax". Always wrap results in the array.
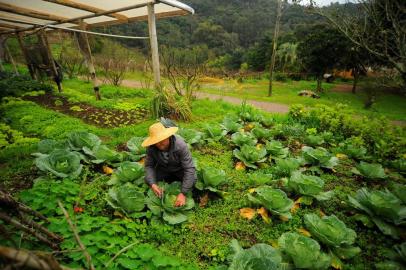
[
  {"xmin": 202, "ymin": 124, "xmax": 227, "ymax": 142},
  {"xmin": 34, "ymin": 149, "xmax": 83, "ymax": 179},
  {"xmin": 36, "ymin": 139, "xmax": 68, "ymax": 154},
  {"xmin": 228, "ymin": 239, "xmax": 284, "ymax": 270},
  {"xmin": 278, "ymin": 232, "xmax": 331, "ymax": 269},
  {"xmin": 375, "ymin": 242, "xmax": 406, "ymax": 270},
  {"xmin": 248, "ymin": 186, "xmax": 293, "ymax": 220},
  {"xmin": 106, "ymin": 183, "xmax": 146, "ymax": 215},
  {"xmin": 301, "ymin": 146, "xmax": 338, "ymax": 169},
  {"xmin": 352, "ymin": 161, "xmax": 386, "ymax": 179},
  {"xmin": 146, "ymin": 182, "xmax": 195, "ymax": 225},
  {"xmin": 247, "ymin": 172, "xmax": 274, "ymax": 186},
  {"xmin": 222, "ymin": 115, "xmax": 243, "ymax": 134},
  {"xmin": 233, "ymin": 145, "xmax": 267, "ymax": 169},
  {"xmin": 273, "ymin": 158, "xmax": 301, "ymax": 177},
  {"xmin": 265, "ymin": 140, "xmax": 289, "ymax": 159},
  {"xmin": 196, "ymin": 166, "xmax": 227, "ymax": 193},
  {"xmin": 251, "ymin": 126, "xmax": 273, "ymax": 142},
  {"xmin": 231, "ymin": 132, "xmax": 257, "ymax": 148},
  {"xmin": 288, "ymin": 171, "xmax": 334, "ymax": 201},
  {"xmin": 178, "ymin": 128, "xmax": 203, "ymax": 147},
  {"xmin": 107, "ymin": 161, "xmax": 145, "ymax": 186},
  {"xmin": 0, "ymin": 73, "xmax": 53, "ymax": 99},
  {"xmin": 83, "ymin": 144, "xmax": 123, "ymax": 164},
  {"xmin": 348, "ymin": 188, "xmax": 406, "ymax": 239},
  {"xmin": 67, "ymin": 131, "xmax": 101, "ymax": 152},
  {"xmin": 336, "ymin": 137, "xmax": 367, "ymax": 160},
  {"xmin": 126, "ymin": 137, "xmax": 147, "ymax": 161}
]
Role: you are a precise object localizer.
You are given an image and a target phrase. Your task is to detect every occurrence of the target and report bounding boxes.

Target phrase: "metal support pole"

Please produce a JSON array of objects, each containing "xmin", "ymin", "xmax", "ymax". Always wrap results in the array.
[
  {"xmin": 75, "ymin": 21, "xmax": 101, "ymax": 100},
  {"xmin": 147, "ymin": 3, "xmax": 161, "ymax": 88}
]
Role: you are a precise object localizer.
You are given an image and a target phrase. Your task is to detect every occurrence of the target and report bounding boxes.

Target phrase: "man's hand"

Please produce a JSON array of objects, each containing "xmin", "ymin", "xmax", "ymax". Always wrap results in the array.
[
  {"xmin": 174, "ymin": 193, "xmax": 186, "ymax": 207},
  {"xmin": 151, "ymin": 184, "xmax": 163, "ymax": 198}
]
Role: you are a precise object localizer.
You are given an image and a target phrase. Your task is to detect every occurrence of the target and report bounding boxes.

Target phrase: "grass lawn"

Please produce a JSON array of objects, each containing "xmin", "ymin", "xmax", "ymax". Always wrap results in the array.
[{"xmin": 198, "ymin": 78, "xmax": 406, "ymax": 121}]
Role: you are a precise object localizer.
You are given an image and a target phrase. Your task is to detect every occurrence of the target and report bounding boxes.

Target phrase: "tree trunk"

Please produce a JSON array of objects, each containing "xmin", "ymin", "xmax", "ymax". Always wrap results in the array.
[
  {"xmin": 316, "ymin": 76, "xmax": 323, "ymax": 92},
  {"xmin": 268, "ymin": 0, "xmax": 282, "ymax": 97},
  {"xmin": 352, "ymin": 68, "xmax": 358, "ymax": 94}
]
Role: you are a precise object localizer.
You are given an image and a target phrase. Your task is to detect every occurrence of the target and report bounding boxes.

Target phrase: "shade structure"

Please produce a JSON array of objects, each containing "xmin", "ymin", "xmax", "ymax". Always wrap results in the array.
[{"xmin": 0, "ymin": 0, "xmax": 194, "ymax": 34}]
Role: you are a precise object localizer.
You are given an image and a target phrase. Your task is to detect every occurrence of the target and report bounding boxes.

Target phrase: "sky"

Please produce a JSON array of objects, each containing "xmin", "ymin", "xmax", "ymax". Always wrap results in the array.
[{"xmin": 301, "ymin": 0, "xmax": 353, "ymax": 6}]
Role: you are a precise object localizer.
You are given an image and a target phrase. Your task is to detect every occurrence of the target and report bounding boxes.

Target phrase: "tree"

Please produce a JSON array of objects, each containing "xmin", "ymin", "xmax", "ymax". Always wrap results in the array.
[
  {"xmin": 297, "ymin": 25, "xmax": 347, "ymax": 92},
  {"xmin": 311, "ymin": 0, "xmax": 406, "ymax": 91}
]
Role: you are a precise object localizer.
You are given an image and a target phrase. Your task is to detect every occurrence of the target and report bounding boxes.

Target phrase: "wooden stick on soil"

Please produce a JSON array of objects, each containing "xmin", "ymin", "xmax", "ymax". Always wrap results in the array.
[
  {"xmin": 0, "ymin": 212, "xmax": 59, "ymax": 250},
  {"xmin": 18, "ymin": 211, "xmax": 63, "ymax": 242},
  {"xmin": 57, "ymin": 201, "xmax": 95, "ymax": 270}
]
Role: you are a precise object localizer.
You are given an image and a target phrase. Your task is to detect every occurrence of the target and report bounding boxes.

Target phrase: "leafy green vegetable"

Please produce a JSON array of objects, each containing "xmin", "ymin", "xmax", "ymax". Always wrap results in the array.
[
  {"xmin": 177, "ymin": 129, "xmax": 203, "ymax": 146},
  {"xmin": 337, "ymin": 140, "xmax": 367, "ymax": 160},
  {"xmin": 247, "ymin": 172, "xmax": 274, "ymax": 186},
  {"xmin": 146, "ymin": 182, "xmax": 195, "ymax": 224},
  {"xmin": 228, "ymin": 239, "xmax": 284, "ymax": 270},
  {"xmin": 107, "ymin": 161, "xmax": 145, "ymax": 185},
  {"xmin": 304, "ymin": 134, "xmax": 325, "ymax": 146},
  {"xmin": 83, "ymin": 145, "xmax": 122, "ymax": 164},
  {"xmin": 126, "ymin": 137, "xmax": 147, "ymax": 161},
  {"xmin": 288, "ymin": 171, "xmax": 333, "ymax": 201},
  {"xmin": 231, "ymin": 132, "xmax": 257, "ymax": 147},
  {"xmin": 222, "ymin": 115, "xmax": 243, "ymax": 134},
  {"xmin": 278, "ymin": 232, "xmax": 331, "ymax": 269},
  {"xmin": 248, "ymin": 186, "xmax": 293, "ymax": 220},
  {"xmin": 36, "ymin": 139, "xmax": 68, "ymax": 154},
  {"xmin": 35, "ymin": 149, "xmax": 83, "ymax": 179},
  {"xmin": 196, "ymin": 166, "xmax": 227, "ymax": 193},
  {"xmin": 251, "ymin": 126, "xmax": 272, "ymax": 141},
  {"xmin": 106, "ymin": 183, "xmax": 146, "ymax": 215},
  {"xmin": 348, "ymin": 188, "xmax": 406, "ymax": 238},
  {"xmin": 304, "ymin": 213, "xmax": 360, "ymax": 264},
  {"xmin": 273, "ymin": 158, "xmax": 301, "ymax": 177},
  {"xmin": 301, "ymin": 146, "xmax": 338, "ymax": 169},
  {"xmin": 233, "ymin": 145, "xmax": 267, "ymax": 169},
  {"xmin": 67, "ymin": 131, "xmax": 101, "ymax": 151},
  {"xmin": 375, "ymin": 242, "xmax": 406, "ymax": 270},
  {"xmin": 391, "ymin": 158, "xmax": 406, "ymax": 175},
  {"xmin": 202, "ymin": 124, "xmax": 227, "ymax": 142},
  {"xmin": 265, "ymin": 140, "xmax": 289, "ymax": 159},
  {"xmin": 352, "ymin": 161, "xmax": 386, "ymax": 179}
]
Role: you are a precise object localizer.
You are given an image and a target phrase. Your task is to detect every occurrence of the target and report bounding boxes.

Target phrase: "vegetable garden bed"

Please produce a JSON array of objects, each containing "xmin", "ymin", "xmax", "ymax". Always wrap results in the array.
[{"xmin": 24, "ymin": 93, "xmax": 148, "ymax": 128}]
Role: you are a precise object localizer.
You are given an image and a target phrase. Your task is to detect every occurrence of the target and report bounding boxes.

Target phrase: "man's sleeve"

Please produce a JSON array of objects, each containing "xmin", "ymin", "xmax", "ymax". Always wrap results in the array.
[
  {"xmin": 144, "ymin": 148, "xmax": 157, "ymax": 186},
  {"xmin": 179, "ymin": 145, "xmax": 197, "ymax": 194}
]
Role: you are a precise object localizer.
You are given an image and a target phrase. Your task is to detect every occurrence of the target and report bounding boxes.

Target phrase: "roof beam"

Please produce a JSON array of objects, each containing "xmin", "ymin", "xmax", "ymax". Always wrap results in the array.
[
  {"xmin": 0, "ymin": 2, "xmax": 69, "ymax": 22},
  {"xmin": 0, "ymin": 22, "xmax": 23, "ymax": 29},
  {"xmin": 42, "ymin": 0, "xmax": 129, "ymax": 22}
]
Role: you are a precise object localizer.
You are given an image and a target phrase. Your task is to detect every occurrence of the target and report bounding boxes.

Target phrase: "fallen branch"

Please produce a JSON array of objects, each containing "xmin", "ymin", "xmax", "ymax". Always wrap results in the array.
[
  {"xmin": 0, "ymin": 212, "xmax": 59, "ymax": 250},
  {"xmin": 0, "ymin": 246, "xmax": 77, "ymax": 270},
  {"xmin": 105, "ymin": 242, "xmax": 138, "ymax": 268},
  {"xmin": 17, "ymin": 211, "xmax": 63, "ymax": 242},
  {"xmin": 57, "ymin": 201, "xmax": 95, "ymax": 270}
]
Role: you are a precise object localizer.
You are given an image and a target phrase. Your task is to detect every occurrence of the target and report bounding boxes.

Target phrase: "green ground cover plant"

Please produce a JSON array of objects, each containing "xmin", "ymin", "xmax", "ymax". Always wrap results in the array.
[{"xmin": 1, "ymin": 76, "xmax": 405, "ymax": 270}]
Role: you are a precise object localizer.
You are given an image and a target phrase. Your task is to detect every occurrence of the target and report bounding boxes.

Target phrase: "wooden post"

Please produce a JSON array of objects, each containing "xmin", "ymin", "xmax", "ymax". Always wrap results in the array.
[
  {"xmin": 147, "ymin": 3, "xmax": 161, "ymax": 88},
  {"xmin": 17, "ymin": 33, "xmax": 37, "ymax": 80},
  {"xmin": 4, "ymin": 44, "xmax": 19, "ymax": 75},
  {"xmin": 0, "ymin": 36, "xmax": 6, "ymax": 72},
  {"xmin": 38, "ymin": 30, "xmax": 62, "ymax": 92},
  {"xmin": 74, "ymin": 21, "xmax": 101, "ymax": 100},
  {"xmin": 268, "ymin": 0, "xmax": 282, "ymax": 97}
]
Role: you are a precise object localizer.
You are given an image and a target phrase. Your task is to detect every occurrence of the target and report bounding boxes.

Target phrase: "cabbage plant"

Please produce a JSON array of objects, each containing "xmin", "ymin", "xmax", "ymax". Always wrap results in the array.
[
  {"xmin": 35, "ymin": 149, "xmax": 83, "ymax": 179},
  {"xmin": 352, "ymin": 161, "xmax": 386, "ymax": 179},
  {"xmin": 375, "ymin": 242, "xmax": 406, "ymax": 270},
  {"xmin": 67, "ymin": 131, "xmax": 101, "ymax": 151},
  {"xmin": 304, "ymin": 134, "xmax": 325, "ymax": 147},
  {"xmin": 107, "ymin": 161, "xmax": 144, "ymax": 186},
  {"xmin": 288, "ymin": 171, "xmax": 334, "ymax": 201},
  {"xmin": 146, "ymin": 182, "xmax": 195, "ymax": 224},
  {"xmin": 231, "ymin": 132, "xmax": 257, "ymax": 148},
  {"xmin": 247, "ymin": 172, "xmax": 274, "ymax": 186},
  {"xmin": 301, "ymin": 146, "xmax": 338, "ymax": 169},
  {"xmin": 126, "ymin": 137, "xmax": 146, "ymax": 161},
  {"xmin": 196, "ymin": 166, "xmax": 227, "ymax": 194},
  {"xmin": 265, "ymin": 140, "xmax": 289, "ymax": 159},
  {"xmin": 83, "ymin": 145, "xmax": 122, "ymax": 164},
  {"xmin": 233, "ymin": 145, "xmax": 267, "ymax": 169},
  {"xmin": 348, "ymin": 188, "xmax": 406, "ymax": 239},
  {"xmin": 228, "ymin": 239, "xmax": 284, "ymax": 270},
  {"xmin": 222, "ymin": 115, "xmax": 243, "ymax": 134},
  {"xmin": 35, "ymin": 139, "xmax": 68, "ymax": 155},
  {"xmin": 278, "ymin": 232, "xmax": 331, "ymax": 269},
  {"xmin": 273, "ymin": 158, "xmax": 301, "ymax": 177},
  {"xmin": 177, "ymin": 129, "xmax": 203, "ymax": 147},
  {"xmin": 251, "ymin": 126, "xmax": 272, "ymax": 141},
  {"xmin": 248, "ymin": 186, "xmax": 293, "ymax": 220},
  {"xmin": 202, "ymin": 124, "xmax": 227, "ymax": 142},
  {"xmin": 304, "ymin": 214, "xmax": 360, "ymax": 263},
  {"xmin": 106, "ymin": 183, "xmax": 146, "ymax": 215},
  {"xmin": 337, "ymin": 141, "xmax": 367, "ymax": 160}
]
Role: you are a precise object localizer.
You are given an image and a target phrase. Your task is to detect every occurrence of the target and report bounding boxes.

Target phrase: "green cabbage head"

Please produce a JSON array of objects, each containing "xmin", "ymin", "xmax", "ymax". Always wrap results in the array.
[
  {"xmin": 288, "ymin": 171, "xmax": 334, "ymax": 201},
  {"xmin": 106, "ymin": 183, "xmax": 146, "ymax": 215},
  {"xmin": 67, "ymin": 131, "xmax": 101, "ymax": 151},
  {"xmin": 301, "ymin": 146, "xmax": 338, "ymax": 169},
  {"xmin": 233, "ymin": 145, "xmax": 267, "ymax": 169},
  {"xmin": 196, "ymin": 166, "xmax": 227, "ymax": 193},
  {"xmin": 107, "ymin": 161, "xmax": 145, "ymax": 185},
  {"xmin": 35, "ymin": 149, "xmax": 83, "ymax": 179}
]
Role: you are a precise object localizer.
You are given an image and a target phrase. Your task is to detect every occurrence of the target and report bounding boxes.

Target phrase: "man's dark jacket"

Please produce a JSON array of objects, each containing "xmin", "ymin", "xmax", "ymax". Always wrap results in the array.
[{"xmin": 144, "ymin": 135, "xmax": 196, "ymax": 194}]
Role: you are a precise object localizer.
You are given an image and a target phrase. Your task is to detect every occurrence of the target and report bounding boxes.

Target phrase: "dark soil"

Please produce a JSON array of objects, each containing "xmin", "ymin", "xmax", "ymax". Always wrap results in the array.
[{"xmin": 24, "ymin": 93, "xmax": 148, "ymax": 128}]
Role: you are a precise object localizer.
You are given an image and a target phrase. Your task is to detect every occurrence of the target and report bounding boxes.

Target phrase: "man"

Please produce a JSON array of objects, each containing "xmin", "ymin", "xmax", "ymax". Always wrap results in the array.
[{"xmin": 142, "ymin": 122, "xmax": 196, "ymax": 207}]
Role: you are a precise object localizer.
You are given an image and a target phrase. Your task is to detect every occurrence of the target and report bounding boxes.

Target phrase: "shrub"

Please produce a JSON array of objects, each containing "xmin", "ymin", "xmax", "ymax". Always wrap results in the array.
[{"xmin": 0, "ymin": 73, "xmax": 53, "ymax": 99}]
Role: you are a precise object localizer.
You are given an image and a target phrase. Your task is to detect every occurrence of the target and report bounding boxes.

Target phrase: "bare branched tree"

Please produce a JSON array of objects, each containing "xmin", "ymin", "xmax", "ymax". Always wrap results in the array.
[{"xmin": 310, "ymin": 0, "xmax": 406, "ymax": 91}]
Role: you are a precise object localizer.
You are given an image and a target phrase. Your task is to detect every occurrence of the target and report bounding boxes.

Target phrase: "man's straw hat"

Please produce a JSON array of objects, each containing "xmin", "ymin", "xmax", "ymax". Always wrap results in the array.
[{"xmin": 141, "ymin": 122, "xmax": 178, "ymax": 147}]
